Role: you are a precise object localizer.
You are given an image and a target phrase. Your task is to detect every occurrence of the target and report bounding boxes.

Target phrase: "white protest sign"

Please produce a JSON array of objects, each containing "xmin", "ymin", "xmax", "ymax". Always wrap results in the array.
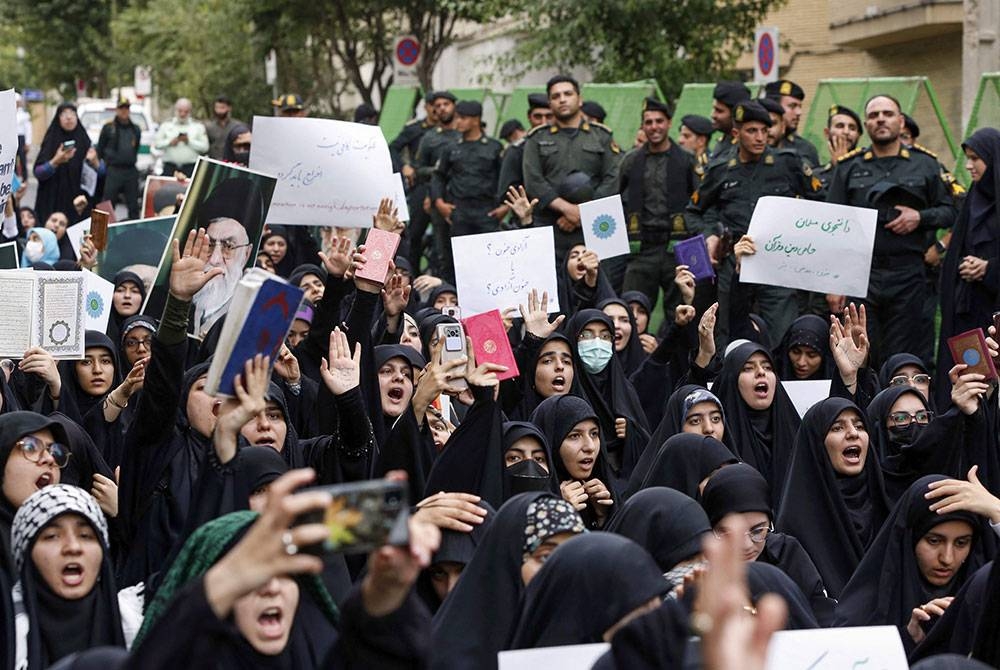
[
  {"xmin": 393, "ymin": 173, "xmax": 411, "ymax": 221},
  {"xmin": 765, "ymin": 625, "xmax": 907, "ymax": 670},
  {"xmin": 250, "ymin": 116, "xmax": 394, "ymax": 228},
  {"xmin": 82, "ymin": 270, "xmax": 115, "ymax": 333},
  {"xmin": 498, "ymin": 643, "xmax": 609, "ymax": 670},
  {"xmin": 580, "ymin": 194, "xmax": 630, "ymax": 259},
  {"xmin": 741, "ymin": 197, "xmax": 876, "ymax": 297},
  {"xmin": 0, "ymin": 90, "xmax": 16, "ymax": 213},
  {"xmin": 452, "ymin": 227, "xmax": 560, "ymax": 315},
  {"xmin": 66, "ymin": 218, "xmax": 89, "ymax": 260},
  {"xmin": 782, "ymin": 379, "xmax": 831, "ymax": 418}
]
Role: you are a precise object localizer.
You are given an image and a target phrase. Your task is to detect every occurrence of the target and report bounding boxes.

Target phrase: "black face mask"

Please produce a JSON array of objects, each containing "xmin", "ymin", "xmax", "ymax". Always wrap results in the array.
[
  {"xmin": 232, "ymin": 150, "xmax": 250, "ymax": 165},
  {"xmin": 504, "ymin": 459, "xmax": 551, "ymax": 499},
  {"xmin": 887, "ymin": 422, "xmax": 925, "ymax": 447}
]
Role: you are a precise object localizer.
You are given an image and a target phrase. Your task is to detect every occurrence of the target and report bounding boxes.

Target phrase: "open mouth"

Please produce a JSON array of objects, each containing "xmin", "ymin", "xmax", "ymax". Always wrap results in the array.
[
  {"xmin": 753, "ymin": 382, "xmax": 769, "ymax": 398},
  {"xmin": 842, "ymin": 445, "xmax": 862, "ymax": 465},
  {"xmin": 387, "ymin": 387, "xmax": 404, "ymax": 401},
  {"xmin": 578, "ymin": 457, "xmax": 594, "ymax": 469},
  {"xmin": 61, "ymin": 562, "xmax": 84, "ymax": 587},
  {"xmin": 35, "ymin": 472, "xmax": 53, "ymax": 489},
  {"xmin": 255, "ymin": 440, "xmax": 276, "ymax": 448},
  {"xmin": 551, "ymin": 376, "xmax": 566, "ymax": 391},
  {"xmin": 257, "ymin": 607, "xmax": 285, "ymax": 639}
]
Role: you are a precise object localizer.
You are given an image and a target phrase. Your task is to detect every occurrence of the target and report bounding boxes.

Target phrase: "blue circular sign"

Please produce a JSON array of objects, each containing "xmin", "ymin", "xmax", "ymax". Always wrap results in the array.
[
  {"xmin": 397, "ymin": 38, "xmax": 420, "ymax": 66},
  {"xmin": 758, "ymin": 33, "xmax": 775, "ymax": 76}
]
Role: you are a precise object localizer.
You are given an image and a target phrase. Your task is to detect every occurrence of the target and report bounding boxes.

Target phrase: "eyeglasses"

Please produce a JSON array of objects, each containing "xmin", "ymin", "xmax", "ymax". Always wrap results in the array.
[
  {"xmin": 16, "ymin": 436, "xmax": 71, "ymax": 468},
  {"xmin": 577, "ymin": 331, "xmax": 613, "ymax": 342},
  {"xmin": 124, "ymin": 336, "xmax": 152, "ymax": 350},
  {"xmin": 207, "ymin": 237, "xmax": 252, "ymax": 258},
  {"xmin": 714, "ymin": 522, "xmax": 773, "ymax": 544},
  {"xmin": 889, "ymin": 373, "xmax": 931, "ymax": 387},
  {"xmin": 887, "ymin": 409, "xmax": 933, "ymax": 427}
]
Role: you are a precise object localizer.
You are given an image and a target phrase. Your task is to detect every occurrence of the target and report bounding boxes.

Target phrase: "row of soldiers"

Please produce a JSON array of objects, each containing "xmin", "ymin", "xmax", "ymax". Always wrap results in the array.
[{"xmin": 389, "ymin": 75, "xmax": 963, "ymax": 366}]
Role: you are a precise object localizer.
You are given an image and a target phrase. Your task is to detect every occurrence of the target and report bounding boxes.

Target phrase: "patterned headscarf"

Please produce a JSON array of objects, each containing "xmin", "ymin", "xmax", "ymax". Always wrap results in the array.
[
  {"xmin": 11, "ymin": 484, "xmax": 107, "ymax": 572},
  {"xmin": 522, "ymin": 497, "xmax": 586, "ymax": 557}
]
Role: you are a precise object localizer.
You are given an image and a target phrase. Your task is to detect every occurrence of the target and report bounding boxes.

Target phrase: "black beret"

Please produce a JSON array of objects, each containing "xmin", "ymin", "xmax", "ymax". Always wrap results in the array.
[
  {"xmin": 527, "ymin": 93, "xmax": 550, "ymax": 110},
  {"xmin": 733, "ymin": 101, "xmax": 773, "ymax": 127},
  {"xmin": 424, "ymin": 91, "xmax": 437, "ymax": 104},
  {"xmin": 828, "ymin": 104, "xmax": 862, "ymax": 129},
  {"xmin": 713, "ymin": 80, "xmax": 751, "ymax": 108},
  {"xmin": 758, "ymin": 96, "xmax": 786, "ymax": 117},
  {"xmin": 581, "ymin": 101, "xmax": 606, "ymax": 122},
  {"xmin": 642, "ymin": 96, "xmax": 672, "ymax": 118},
  {"xmin": 499, "ymin": 119, "xmax": 524, "ymax": 140},
  {"xmin": 454, "ymin": 100, "xmax": 482, "ymax": 117},
  {"xmin": 353, "ymin": 103, "xmax": 377, "ymax": 123},
  {"xmin": 764, "ymin": 79, "xmax": 805, "ymax": 100},
  {"xmin": 429, "ymin": 90, "xmax": 457, "ymax": 103},
  {"xmin": 680, "ymin": 114, "xmax": 713, "ymax": 137},
  {"xmin": 902, "ymin": 113, "xmax": 920, "ymax": 139}
]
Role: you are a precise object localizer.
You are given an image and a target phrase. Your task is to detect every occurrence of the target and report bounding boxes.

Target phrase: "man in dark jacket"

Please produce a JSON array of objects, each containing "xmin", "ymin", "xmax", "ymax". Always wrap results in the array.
[{"xmin": 97, "ymin": 98, "xmax": 142, "ymax": 218}]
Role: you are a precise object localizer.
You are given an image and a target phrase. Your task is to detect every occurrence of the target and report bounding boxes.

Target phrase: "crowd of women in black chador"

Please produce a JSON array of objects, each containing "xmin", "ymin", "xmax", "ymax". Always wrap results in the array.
[{"xmin": 3, "ymin": 124, "xmax": 1000, "ymax": 670}]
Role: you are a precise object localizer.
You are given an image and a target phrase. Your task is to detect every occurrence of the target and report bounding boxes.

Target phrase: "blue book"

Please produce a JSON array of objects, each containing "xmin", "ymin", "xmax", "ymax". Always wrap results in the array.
[
  {"xmin": 674, "ymin": 234, "xmax": 715, "ymax": 282},
  {"xmin": 205, "ymin": 269, "xmax": 305, "ymax": 396}
]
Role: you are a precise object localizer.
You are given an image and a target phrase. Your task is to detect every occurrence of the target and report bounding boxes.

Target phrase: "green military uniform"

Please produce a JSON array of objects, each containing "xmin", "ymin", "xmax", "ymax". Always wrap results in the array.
[
  {"xmin": 826, "ymin": 144, "xmax": 957, "ymax": 364},
  {"xmin": 686, "ymin": 146, "xmax": 824, "ymax": 348},
  {"xmin": 389, "ymin": 118, "xmax": 435, "ymax": 272},
  {"xmin": 619, "ymin": 142, "xmax": 697, "ymax": 321},
  {"xmin": 775, "ymin": 132, "xmax": 820, "ymax": 168},
  {"xmin": 389, "ymin": 117, "xmax": 432, "ymax": 173},
  {"xmin": 97, "ymin": 118, "xmax": 142, "ymax": 219},
  {"xmin": 522, "ymin": 119, "xmax": 622, "ymax": 257},
  {"xmin": 416, "ymin": 126, "xmax": 461, "ymax": 276},
  {"xmin": 709, "ymin": 135, "xmax": 738, "ymax": 160},
  {"xmin": 496, "ymin": 138, "xmax": 526, "ymax": 205}
]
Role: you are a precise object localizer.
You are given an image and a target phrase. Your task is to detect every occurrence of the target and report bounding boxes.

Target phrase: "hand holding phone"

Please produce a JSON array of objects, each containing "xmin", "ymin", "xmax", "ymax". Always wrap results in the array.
[
  {"xmin": 437, "ymin": 322, "xmax": 469, "ymax": 391},
  {"xmin": 62, "ymin": 140, "xmax": 76, "ymax": 151},
  {"xmin": 296, "ymin": 479, "xmax": 410, "ymax": 555}
]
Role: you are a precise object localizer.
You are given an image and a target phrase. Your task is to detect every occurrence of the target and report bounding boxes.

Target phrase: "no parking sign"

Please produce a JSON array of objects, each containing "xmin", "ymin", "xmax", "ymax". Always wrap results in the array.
[
  {"xmin": 393, "ymin": 35, "xmax": 421, "ymax": 85},
  {"xmin": 754, "ymin": 27, "xmax": 779, "ymax": 84}
]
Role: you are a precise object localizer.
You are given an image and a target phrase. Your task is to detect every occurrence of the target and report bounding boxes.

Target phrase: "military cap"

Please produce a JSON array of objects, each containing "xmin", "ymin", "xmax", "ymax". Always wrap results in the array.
[
  {"xmin": 499, "ymin": 119, "xmax": 525, "ymax": 141},
  {"xmin": 428, "ymin": 90, "xmax": 457, "ymax": 103},
  {"xmin": 764, "ymin": 80, "xmax": 806, "ymax": 100},
  {"xmin": 758, "ymin": 96, "xmax": 785, "ymax": 116},
  {"xmin": 902, "ymin": 114, "xmax": 920, "ymax": 140},
  {"xmin": 681, "ymin": 114, "xmax": 713, "ymax": 137},
  {"xmin": 642, "ymin": 96, "xmax": 673, "ymax": 118},
  {"xmin": 581, "ymin": 101, "xmax": 607, "ymax": 122},
  {"xmin": 275, "ymin": 93, "xmax": 304, "ymax": 111},
  {"xmin": 527, "ymin": 93, "xmax": 550, "ymax": 110},
  {"xmin": 424, "ymin": 91, "xmax": 437, "ymax": 104},
  {"xmin": 713, "ymin": 81, "xmax": 751, "ymax": 108},
  {"xmin": 353, "ymin": 103, "xmax": 378, "ymax": 123},
  {"xmin": 828, "ymin": 104, "xmax": 862, "ymax": 129},
  {"xmin": 733, "ymin": 101, "xmax": 773, "ymax": 127},
  {"xmin": 455, "ymin": 100, "xmax": 483, "ymax": 117},
  {"xmin": 116, "ymin": 96, "xmax": 131, "ymax": 108}
]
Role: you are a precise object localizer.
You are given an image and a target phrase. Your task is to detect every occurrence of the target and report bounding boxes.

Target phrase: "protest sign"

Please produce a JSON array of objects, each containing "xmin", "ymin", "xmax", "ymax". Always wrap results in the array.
[
  {"xmin": 0, "ymin": 270, "xmax": 86, "ymax": 359},
  {"xmin": 143, "ymin": 175, "xmax": 188, "ymax": 218},
  {"xmin": 82, "ymin": 270, "xmax": 115, "ymax": 334},
  {"xmin": 0, "ymin": 90, "xmax": 17, "ymax": 214},
  {"xmin": 250, "ymin": 116, "xmax": 394, "ymax": 228},
  {"xmin": 143, "ymin": 158, "xmax": 276, "ymax": 339},
  {"xmin": 580, "ymin": 194, "xmax": 630, "ymax": 259},
  {"xmin": 740, "ymin": 196, "xmax": 877, "ymax": 297},
  {"xmin": 765, "ymin": 625, "xmax": 907, "ymax": 670},
  {"xmin": 499, "ymin": 643, "xmax": 609, "ymax": 670},
  {"xmin": 783, "ymin": 379, "xmax": 831, "ymax": 417},
  {"xmin": 393, "ymin": 173, "xmax": 411, "ymax": 221},
  {"xmin": 452, "ymin": 227, "xmax": 560, "ymax": 315},
  {"xmin": 95, "ymin": 216, "xmax": 176, "ymax": 291},
  {"xmin": 0, "ymin": 240, "xmax": 18, "ymax": 269}
]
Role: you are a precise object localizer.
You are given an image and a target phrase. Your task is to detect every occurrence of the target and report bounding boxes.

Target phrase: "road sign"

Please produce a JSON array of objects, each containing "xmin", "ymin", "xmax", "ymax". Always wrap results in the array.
[
  {"xmin": 134, "ymin": 66, "xmax": 152, "ymax": 97},
  {"xmin": 754, "ymin": 27, "xmax": 779, "ymax": 84},
  {"xmin": 265, "ymin": 50, "xmax": 278, "ymax": 86},
  {"xmin": 393, "ymin": 36, "xmax": 420, "ymax": 85}
]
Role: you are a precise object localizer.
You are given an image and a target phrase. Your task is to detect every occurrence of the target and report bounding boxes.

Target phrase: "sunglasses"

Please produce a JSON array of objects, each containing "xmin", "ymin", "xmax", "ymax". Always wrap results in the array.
[{"xmin": 16, "ymin": 435, "xmax": 71, "ymax": 468}]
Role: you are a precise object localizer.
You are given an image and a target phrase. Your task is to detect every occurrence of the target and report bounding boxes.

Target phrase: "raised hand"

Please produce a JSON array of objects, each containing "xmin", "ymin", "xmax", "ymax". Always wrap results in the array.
[
  {"xmin": 519, "ymin": 289, "xmax": 565, "ymax": 339},
  {"xmin": 579, "ymin": 249, "xmax": 600, "ymax": 288},
  {"xmin": 674, "ymin": 264, "xmax": 696, "ymax": 305},
  {"xmin": 695, "ymin": 303, "xmax": 719, "ymax": 367},
  {"xmin": 949, "ymin": 363, "xmax": 989, "ymax": 416},
  {"xmin": 318, "ymin": 235, "xmax": 354, "ymax": 278},
  {"xmin": 213, "ymin": 355, "xmax": 270, "ymax": 464},
  {"xmin": 675, "ymin": 304, "xmax": 696, "ymax": 327},
  {"xmin": 381, "ymin": 272, "xmax": 411, "ymax": 318},
  {"xmin": 830, "ymin": 303, "xmax": 869, "ymax": 386},
  {"xmin": 733, "ymin": 235, "xmax": 756, "ymax": 274},
  {"xmin": 320, "ymin": 327, "xmax": 361, "ymax": 396},
  {"xmin": 169, "ymin": 228, "xmax": 224, "ymax": 301},
  {"xmin": 272, "ymin": 344, "xmax": 301, "ymax": 385},
  {"xmin": 373, "ymin": 197, "xmax": 404, "ymax": 234},
  {"xmin": 19, "ymin": 347, "xmax": 61, "ymax": 399},
  {"xmin": 503, "ymin": 185, "xmax": 538, "ymax": 225},
  {"xmin": 926, "ymin": 465, "xmax": 1000, "ymax": 523},
  {"xmin": 413, "ymin": 491, "xmax": 488, "ymax": 532}
]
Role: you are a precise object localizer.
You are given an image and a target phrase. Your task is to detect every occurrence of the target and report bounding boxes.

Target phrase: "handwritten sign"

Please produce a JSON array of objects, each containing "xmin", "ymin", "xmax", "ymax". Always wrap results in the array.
[
  {"xmin": 250, "ymin": 116, "xmax": 394, "ymax": 228},
  {"xmin": 740, "ymin": 196, "xmax": 876, "ymax": 297},
  {"xmin": 499, "ymin": 643, "xmax": 609, "ymax": 670},
  {"xmin": 452, "ymin": 227, "xmax": 560, "ymax": 315},
  {"xmin": 0, "ymin": 90, "xmax": 16, "ymax": 214},
  {"xmin": 580, "ymin": 194, "xmax": 630, "ymax": 259},
  {"xmin": 765, "ymin": 625, "xmax": 907, "ymax": 670}
]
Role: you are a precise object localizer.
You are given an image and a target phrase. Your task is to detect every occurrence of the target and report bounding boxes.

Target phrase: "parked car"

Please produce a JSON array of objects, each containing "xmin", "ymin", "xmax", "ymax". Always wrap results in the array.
[{"xmin": 77, "ymin": 101, "xmax": 160, "ymax": 175}]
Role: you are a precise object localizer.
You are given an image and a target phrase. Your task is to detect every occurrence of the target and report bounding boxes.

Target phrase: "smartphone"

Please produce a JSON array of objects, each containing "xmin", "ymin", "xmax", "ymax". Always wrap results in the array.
[
  {"xmin": 437, "ymin": 322, "xmax": 468, "ymax": 390},
  {"xmin": 89, "ymin": 209, "xmax": 110, "ymax": 251},
  {"xmin": 296, "ymin": 479, "xmax": 410, "ymax": 555},
  {"xmin": 62, "ymin": 140, "xmax": 76, "ymax": 151},
  {"xmin": 441, "ymin": 305, "xmax": 461, "ymax": 319}
]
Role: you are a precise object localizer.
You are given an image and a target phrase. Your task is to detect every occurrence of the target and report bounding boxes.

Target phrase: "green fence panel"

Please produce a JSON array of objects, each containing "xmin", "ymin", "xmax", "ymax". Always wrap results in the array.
[
  {"xmin": 495, "ymin": 86, "xmax": 547, "ymax": 141},
  {"xmin": 581, "ymin": 80, "xmax": 663, "ymax": 144},
  {"xmin": 379, "ymin": 86, "xmax": 420, "ymax": 142}
]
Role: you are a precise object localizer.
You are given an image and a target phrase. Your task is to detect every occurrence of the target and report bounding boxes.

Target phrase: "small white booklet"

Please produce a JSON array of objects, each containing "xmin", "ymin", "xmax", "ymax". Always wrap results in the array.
[{"xmin": 0, "ymin": 270, "xmax": 86, "ymax": 358}]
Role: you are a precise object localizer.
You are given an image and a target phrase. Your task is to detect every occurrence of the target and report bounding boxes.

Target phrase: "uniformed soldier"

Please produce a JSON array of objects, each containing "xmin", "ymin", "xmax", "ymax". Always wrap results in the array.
[
  {"xmin": 901, "ymin": 114, "xmax": 920, "ymax": 145},
  {"xmin": 619, "ymin": 96, "xmax": 697, "ymax": 323},
  {"xmin": 431, "ymin": 100, "xmax": 504, "ymax": 281},
  {"xmin": 686, "ymin": 101, "xmax": 825, "ymax": 349},
  {"xmin": 763, "ymin": 79, "xmax": 821, "ymax": 167},
  {"xmin": 826, "ymin": 94, "xmax": 958, "ymax": 365},
  {"xmin": 499, "ymin": 119, "xmax": 525, "ymax": 144},
  {"xmin": 710, "ymin": 80, "xmax": 751, "ymax": 159},
  {"xmin": 496, "ymin": 93, "xmax": 554, "ymax": 207},
  {"xmin": 677, "ymin": 114, "xmax": 714, "ymax": 177},
  {"xmin": 415, "ymin": 91, "xmax": 460, "ymax": 277},
  {"xmin": 97, "ymin": 97, "xmax": 142, "ymax": 219},
  {"xmin": 390, "ymin": 92, "xmax": 438, "ymax": 272},
  {"xmin": 581, "ymin": 101, "xmax": 608, "ymax": 125},
  {"xmin": 758, "ymin": 96, "xmax": 787, "ymax": 148},
  {"xmin": 814, "ymin": 104, "xmax": 863, "ymax": 190},
  {"xmin": 522, "ymin": 75, "xmax": 622, "ymax": 259}
]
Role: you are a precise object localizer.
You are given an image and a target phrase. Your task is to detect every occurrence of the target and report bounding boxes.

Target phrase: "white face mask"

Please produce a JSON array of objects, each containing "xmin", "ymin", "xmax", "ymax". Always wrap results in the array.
[{"xmin": 25, "ymin": 240, "xmax": 44, "ymax": 261}]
